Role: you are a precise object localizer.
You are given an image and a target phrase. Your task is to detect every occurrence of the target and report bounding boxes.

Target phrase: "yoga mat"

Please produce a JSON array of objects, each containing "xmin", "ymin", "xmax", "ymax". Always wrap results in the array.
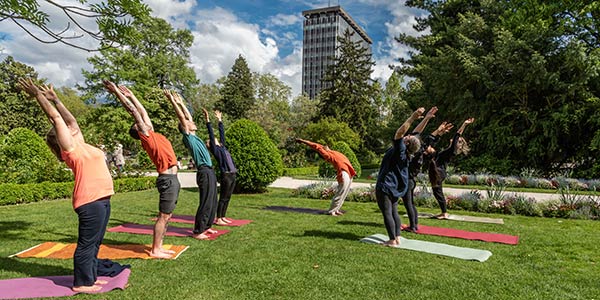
[
  {"xmin": 11, "ymin": 242, "xmax": 189, "ymax": 260},
  {"xmin": 264, "ymin": 206, "xmax": 345, "ymax": 215},
  {"xmin": 360, "ymin": 233, "xmax": 492, "ymax": 262},
  {"xmin": 401, "ymin": 224, "xmax": 519, "ymax": 245},
  {"xmin": 0, "ymin": 268, "xmax": 130, "ymax": 300},
  {"xmin": 107, "ymin": 223, "xmax": 230, "ymax": 240},
  {"xmin": 411, "ymin": 213, "xmax": 505, "ymax": 224},
  {"xmin": 152, "ymin": 215, "xmax": 253, "ymax": 227}
]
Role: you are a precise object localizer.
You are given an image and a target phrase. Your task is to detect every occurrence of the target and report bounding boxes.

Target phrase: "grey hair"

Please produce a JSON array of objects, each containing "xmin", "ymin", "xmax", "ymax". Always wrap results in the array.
[{"xmin": 405, "ymin": 135, "xmax": 421, "ymax": 156}]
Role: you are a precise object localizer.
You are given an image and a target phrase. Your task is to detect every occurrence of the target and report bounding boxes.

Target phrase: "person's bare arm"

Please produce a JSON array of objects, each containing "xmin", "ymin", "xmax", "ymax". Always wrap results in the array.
[
  {"xmin": 412, "ymin": 106, "xmax": 437, "ymax": 134},
  {"xmin": 103, "ymin": 80, "xmax": 151, "ymax": 135},
  {"xmin": 457, "ymin": 118, "xmax": 475, "ymax": 135},
  {"xmin": 431, "ymin": 121, "xmax": 454, "ymax": 137},
  {"xmin": 394, "ymin": 107, "xmax": 425, "ymax": 140},
  {"xmin": 164, "ymin": 89, "xmax": 189, "ymax": 129},
  {"xmin": 174, "ymin": 92, "xmax": 194, "ymax": 121},
  {"xmin": 18, "ymin": 78, "xmax": 75, "ymax": 151},
  {"xmin": 118, "ymin": 85, "xmax": 153, "ymax": 131},
  {"xmin": 39, "ymin": 84, "xmax": 84, "ymax": 142}
]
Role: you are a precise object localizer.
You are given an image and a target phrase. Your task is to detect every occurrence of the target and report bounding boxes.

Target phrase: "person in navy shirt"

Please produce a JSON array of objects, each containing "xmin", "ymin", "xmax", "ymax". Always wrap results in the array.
[{"xmin": 375, "ymin": 107, "xmax": 424, "ymax": 246}]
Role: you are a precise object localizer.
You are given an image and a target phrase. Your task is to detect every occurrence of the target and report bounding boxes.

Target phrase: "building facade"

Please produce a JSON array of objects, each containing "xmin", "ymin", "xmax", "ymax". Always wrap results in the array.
[{"xmin": 302, "ymin": 6, "xmax": 372, "ymax": 99}]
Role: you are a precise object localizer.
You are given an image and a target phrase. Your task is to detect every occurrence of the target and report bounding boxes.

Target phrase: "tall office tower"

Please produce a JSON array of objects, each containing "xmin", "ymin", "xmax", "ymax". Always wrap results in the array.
[{"xmin": 302, "ymin": 5, "xmax": 372, "ymax": 99}]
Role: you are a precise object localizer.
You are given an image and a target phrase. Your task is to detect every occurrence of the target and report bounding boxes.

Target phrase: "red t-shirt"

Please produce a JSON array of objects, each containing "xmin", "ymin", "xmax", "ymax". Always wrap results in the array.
[
  {"xmin": 62, "ymin": 142, "xmax": 114, "ymax": 209},
  {"xmin": 139, "ymin": 130, "xmax": 178, "ymax": 173}
]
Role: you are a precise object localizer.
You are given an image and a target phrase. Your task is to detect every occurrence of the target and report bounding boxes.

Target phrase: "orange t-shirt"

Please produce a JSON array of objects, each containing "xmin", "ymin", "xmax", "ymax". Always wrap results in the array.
[
  {"xmin": 139, "ymin": 130, "xmax": 178, "ymax": 173},
  {"xmin": 305, "ymin": 141, "xmax": 356, "ymax": 183},
  {"xmin": 61, "ymin": 142, "xmax": 114, "ymax": 209}
]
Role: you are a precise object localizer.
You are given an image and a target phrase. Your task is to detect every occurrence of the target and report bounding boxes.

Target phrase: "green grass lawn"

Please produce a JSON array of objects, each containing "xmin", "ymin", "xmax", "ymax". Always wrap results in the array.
[{"xmin": 1, "ymin": 188, "xmax": 599, "ymax": 299}]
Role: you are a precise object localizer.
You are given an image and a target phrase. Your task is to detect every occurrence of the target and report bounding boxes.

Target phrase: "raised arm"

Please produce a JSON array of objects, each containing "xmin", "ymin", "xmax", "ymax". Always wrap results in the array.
[
  {"xmin": 456, "ymin": 118, "xmax": 475, "ymax": 135},
  {"xmin": 394, "ymin": 107, "xmax": 425, "ymax": 140},
  {"xmin": 103, "ymin": 80, "xmax": 151, "ymax": 135},
  {"xmin": 295, "ymin": 138, "xmax": 331, "ymax": 160},
  {"xmin": 118, "ymin": 85, "xmax": 153, "ymax": 130},
  {"xmin": 204, "ymin": 108, "xmax": 217, "ymax": 151},
  {"xmin": 164, "ymin": 90, "xmax": 188, "ymax": 126},
  {"xmin": 174, "ymin": 92, "xmax": 194, "ymax": 121},
  {"xmin": 215, "ymin": 110, "xmax": 226, "ymax": 146},
  {"xmin": 412, "ymin": 106, "xmax": 437, "ymax": 134},
  {"xmin": 431, "ymin": 121, "xmax": 454, "ymax": 137},
  {"xmin": 18, "ymin": 78, "xmax": 75, "ymax": 152},
  {"xmin": 39, "ymin": 84, "xmax": 84, "ymax": 142}
]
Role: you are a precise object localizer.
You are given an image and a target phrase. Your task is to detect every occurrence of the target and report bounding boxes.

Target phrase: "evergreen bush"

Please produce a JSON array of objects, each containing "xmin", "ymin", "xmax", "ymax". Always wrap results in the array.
[{"xmin": 226, "ymin": 119, "xmax": 283, "ymax": 192}]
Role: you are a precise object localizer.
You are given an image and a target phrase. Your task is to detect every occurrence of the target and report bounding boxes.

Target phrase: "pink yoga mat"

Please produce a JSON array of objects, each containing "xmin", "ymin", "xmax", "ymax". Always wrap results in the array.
[
  {"xmin": 152, "ymin": 215, "xmax": 252, "ymax": 227},
  {"xmin": 401, "ymin": 224, "xmax": 519, "ymax": 245},
  {"xmin": 107, "ymin": 223, "xmax": 230, "ymax": 240},
  {"xmin": 0, "ymin": 268, "xmax": 130, "ymax": 300}
]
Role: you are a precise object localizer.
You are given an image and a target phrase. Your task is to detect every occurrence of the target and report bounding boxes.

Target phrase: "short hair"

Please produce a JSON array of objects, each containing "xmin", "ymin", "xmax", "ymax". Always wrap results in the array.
[
  {"xmin": 45, "ymin": 128, "xmax": 64, "ymax": 162},
  {"xmin": 129, "ymin": 124, "xmax": 140, "ymax": 140},
  {"xmin": 405, "ymin": 135, "xmax": 421, "ymax": 156}
]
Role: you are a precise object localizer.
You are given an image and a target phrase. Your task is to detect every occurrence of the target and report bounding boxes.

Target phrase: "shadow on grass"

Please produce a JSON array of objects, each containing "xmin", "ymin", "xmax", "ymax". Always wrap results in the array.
[
  {"xmin": 0, "ymin": 257, "xmax": 71, "ymax": 277},
  {"xmin": 301, "ymin": 230, "xmax": 362, "ymax": 241},
  {"xmin": 0, "ymin": 221, "xmax": 33, "ymax": 239},
  {"xmin": 263, "ymin": 206, "xmax": 328, "ymax": 215},
  {"xmin": 337, "ymin": 220, "xmax": 381, "ymax": 227}
]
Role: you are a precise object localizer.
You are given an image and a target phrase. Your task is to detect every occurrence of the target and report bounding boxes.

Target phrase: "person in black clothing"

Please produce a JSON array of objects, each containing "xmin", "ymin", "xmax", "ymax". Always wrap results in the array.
[
  {"xmin": 423, "ymin": 117, "xmax": 475, "ymax": 219},
  {"xmin": 204, "ymin": 109, "xmax": 238, "ymax": 226},
  {"xmin": 376, "ymin": 107, "xmax": 424, "ymax": 246},
  {"xmin": 400, "ymin": 106, "xmax": 438, "ymax": 233}
]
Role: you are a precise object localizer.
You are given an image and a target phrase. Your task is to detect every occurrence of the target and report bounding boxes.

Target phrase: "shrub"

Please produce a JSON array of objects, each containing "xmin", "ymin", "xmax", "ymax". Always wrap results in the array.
[
  {"xmin": 301, "ymin": 117, "xmax": 361, "ymax": 151},
  {"xmin": 0, "ymin": 127, "xmax": 71, "ymax": 184},
  {"xmin": 226, "ymin": 119, "xmax": 283, "ymax": 193},
  {"xmin": 318, "ymin": 141, "xmax": 362, "ymax": 178},
  {"xmin": 511, "ymin": 195, "xmax": 543, "ymax": 217},
  {"xmin": 0, "ymin": 177, "xmax": 154, "ymax": 206}
]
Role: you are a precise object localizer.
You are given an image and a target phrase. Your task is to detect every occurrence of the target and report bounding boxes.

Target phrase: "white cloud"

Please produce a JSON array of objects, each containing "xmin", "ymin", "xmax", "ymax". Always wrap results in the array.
[
  {"xmin": 145, "ymin": 0, "xmax": 196, "ymax": 25},
  {"xmin": 268, "ymin": 14, "xmax": 303, "ymax": 27}
]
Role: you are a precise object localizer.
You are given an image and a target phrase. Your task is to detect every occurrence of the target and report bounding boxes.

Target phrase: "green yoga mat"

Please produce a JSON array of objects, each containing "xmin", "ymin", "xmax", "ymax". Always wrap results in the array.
[
  {"xmin": 360, "ymin": 234, "xmax": 492, "ymax": 262},
  {"xmin": 411, "ymin": 213, "xmax": 504, "ymax": 224}
]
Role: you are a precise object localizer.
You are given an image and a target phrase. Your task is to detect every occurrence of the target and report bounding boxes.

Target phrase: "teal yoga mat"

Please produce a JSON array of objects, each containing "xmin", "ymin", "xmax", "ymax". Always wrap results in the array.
[{"xmin": 360, "ymin": 234, "xmax": 492, "ymax": 262}]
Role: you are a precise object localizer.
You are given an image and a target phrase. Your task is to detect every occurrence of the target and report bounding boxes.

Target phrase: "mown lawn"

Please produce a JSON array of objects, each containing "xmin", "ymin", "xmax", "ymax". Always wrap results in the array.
[{"xmin": 0, "ymin": 188, "xmax": 598, "ymax": 300}]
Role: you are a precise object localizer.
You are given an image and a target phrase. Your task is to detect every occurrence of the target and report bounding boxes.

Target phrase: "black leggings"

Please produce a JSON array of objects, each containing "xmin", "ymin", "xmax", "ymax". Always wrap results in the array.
[
  {"xmin": 217, "ymin": 172, "xmax": 236, "ymax": 218},
  {"xmin": 432, "ymin": 186, "xmax": 447, "ymax": 213},
  {"xmin": 376, "ymin": 189, "xmax": 401, "ymax": 241},
  {"xmin": 402, "ymin": 178, "xmax": 418, "ymax": 230},
  {"xmin": 194, "ymin": 167, "xmax": 218, "ymax": 234},
  {"xmin": 73, "ymin": 197, "xmax": 111, "ymax": 287}
]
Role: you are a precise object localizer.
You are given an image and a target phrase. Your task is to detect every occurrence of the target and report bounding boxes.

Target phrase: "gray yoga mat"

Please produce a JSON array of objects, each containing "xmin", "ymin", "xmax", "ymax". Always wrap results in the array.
[
  {"xmin": 411, "ymin": 213, "xmax": 504, "ymax": 224},
  {"xmin": 360, "ymin": 233, "xmax": 492, "ymax": 262}
]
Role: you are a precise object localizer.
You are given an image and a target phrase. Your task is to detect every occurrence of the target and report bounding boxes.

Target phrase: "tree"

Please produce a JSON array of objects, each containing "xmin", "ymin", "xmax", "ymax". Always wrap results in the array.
[
  {"xmin": 0, "ymin": 0, "xmax": 149, "ymax": 51},
  {"xmin": 397, "ymin": 0, "xmax": 600, "ymax": 176},
  {"xmin": 247, "ymin": 73, "xmax": 292, "ymax": 148},
  {"xmin": 319, "ymin": 29, "xmax": 379, "ymax": 143},
  {"xmin": 218, "ymin": 55, "xmax": 255, "ymax": 120},
  {"xmin": 0, "ymin": 56, "xmax": 48, "ymax": 136}
]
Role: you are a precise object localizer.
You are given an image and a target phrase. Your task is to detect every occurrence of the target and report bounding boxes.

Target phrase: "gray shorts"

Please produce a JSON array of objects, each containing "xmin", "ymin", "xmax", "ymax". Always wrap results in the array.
[{"xmin": 156, "ymin": 174, "xmax": 180, "ymax": 214}]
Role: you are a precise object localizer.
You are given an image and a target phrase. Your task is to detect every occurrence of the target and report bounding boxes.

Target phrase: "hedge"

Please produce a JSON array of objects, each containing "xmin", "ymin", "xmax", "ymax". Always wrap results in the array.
[
  {"xmin": 283, "ymin": 166, "xmax": 319, "ymax": 176},
  {"xmin": 0, "ymin": 177, "xmax": 156, "ymax": 206}
]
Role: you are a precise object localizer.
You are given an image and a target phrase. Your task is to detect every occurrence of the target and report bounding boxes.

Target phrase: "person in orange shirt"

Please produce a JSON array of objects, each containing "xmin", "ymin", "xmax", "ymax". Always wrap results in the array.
[
  {"xmin": 296, "ymin": 139, "xmax": 356, "ymax": 216},
  {"xmin": 19, "ymin": 78, "xmax": 114, "ymax": 293},
  {"xmin": 104, "ymin": 81, "xmax": 180, "ymax": 259}
]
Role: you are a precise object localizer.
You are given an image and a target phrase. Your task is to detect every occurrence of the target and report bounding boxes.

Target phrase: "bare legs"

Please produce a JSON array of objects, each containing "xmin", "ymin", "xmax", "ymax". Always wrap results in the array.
[{"xmin": 150, "ymin": 212, "xmax": 174, "ymax": 258}]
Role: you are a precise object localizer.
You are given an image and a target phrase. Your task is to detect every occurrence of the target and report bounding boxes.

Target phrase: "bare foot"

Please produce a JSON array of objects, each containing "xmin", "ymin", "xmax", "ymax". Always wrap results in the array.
[
  {"xmin": 436, "ymin": 213, "xmax": 449, "ymax": 220},
  {"xmin": 149, "ymin": 250, "xmax": 173, "ymax": 259},
  {"xmin": 160, "ymin": 248, "xmax": 176, "ymax": 254},
  {"xmin": 72, "ymin": 285, "xmax": 102, "ymax": 292},
  {"xmin": 192, "ymin": 233, "xmax": 210, "ymax": 240},
  {"xmin": 205, "ymin": 228, "xmax": 218, "ymax": 234},
  {"xmin": 215, "ymin": 219, "xmax": 229, "ymax": 226},
  {"xmin": 383, "ymin": 239, "xmax": 400, "ymax": 247},
  {"xmin": 328, "ymin": 212, "xmax": 338, "ymax": 216},
  {"xmin": 94, "ymin": 279, "xmax": 108, "ymax": 285},
  {"xmin": 222, "ymin": 218, "xmax": 233, "ymax": 223}
]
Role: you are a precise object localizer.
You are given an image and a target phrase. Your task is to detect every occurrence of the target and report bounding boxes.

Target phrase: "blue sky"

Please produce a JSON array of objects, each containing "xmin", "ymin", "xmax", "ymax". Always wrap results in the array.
[{"xmin": 0, "ymin": 0, "xmax": 426, "ymax": 97}]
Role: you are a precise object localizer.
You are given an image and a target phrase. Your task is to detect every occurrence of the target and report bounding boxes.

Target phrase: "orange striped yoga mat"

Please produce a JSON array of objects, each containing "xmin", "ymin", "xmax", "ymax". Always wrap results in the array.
[{"xmin": 10, "ymin": 242, "xmax": 189, "ymax": 260}]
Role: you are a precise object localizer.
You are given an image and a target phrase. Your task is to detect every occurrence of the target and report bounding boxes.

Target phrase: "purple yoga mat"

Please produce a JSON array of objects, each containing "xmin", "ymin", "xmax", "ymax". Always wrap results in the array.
[
  {"xmin": 107, "ymin": 223, "xmax": 230, "ymax": 240},
  {"xmin": 0, "ymin": 268, "xmax": 130, "ymax": 299}
]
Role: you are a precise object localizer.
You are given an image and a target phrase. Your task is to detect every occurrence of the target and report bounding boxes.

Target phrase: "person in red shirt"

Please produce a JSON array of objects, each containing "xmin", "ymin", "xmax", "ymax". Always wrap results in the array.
[
  {"xmin": 104, "ymin": 81, "xmax": 180, "ymax": 259},
  {"xmin": 296, "ymin": 139, "xmax": 356, "ymax": 215},
  {"xmin": 19, "ymin": 78, "xmax": 114, "ymax": 292}
]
